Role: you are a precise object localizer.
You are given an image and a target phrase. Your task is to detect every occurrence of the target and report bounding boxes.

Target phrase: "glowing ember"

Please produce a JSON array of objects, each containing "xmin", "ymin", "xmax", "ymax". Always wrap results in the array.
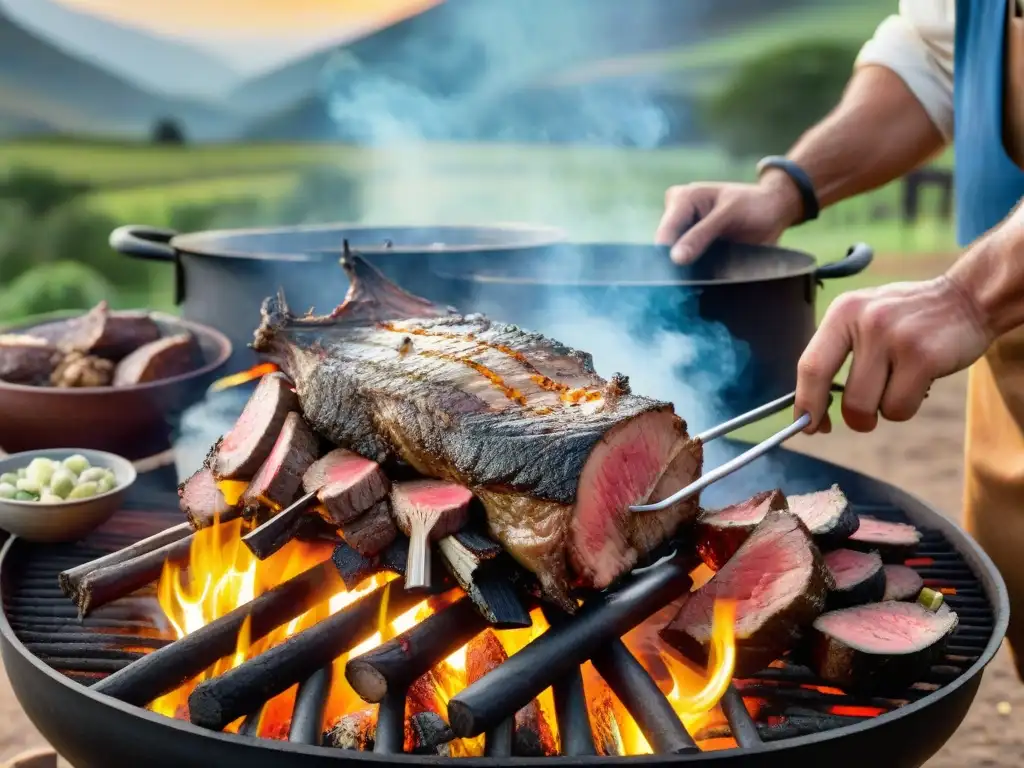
[{"xmin": 209, "ymin": 363, "xmax": 280, "ymax": 393}]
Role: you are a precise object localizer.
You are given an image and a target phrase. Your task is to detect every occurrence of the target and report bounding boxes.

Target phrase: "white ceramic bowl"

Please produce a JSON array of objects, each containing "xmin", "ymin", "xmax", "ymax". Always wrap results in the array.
[{"xmin": 0, "ymin": 448, "xmax": 137, "ymax": 542}]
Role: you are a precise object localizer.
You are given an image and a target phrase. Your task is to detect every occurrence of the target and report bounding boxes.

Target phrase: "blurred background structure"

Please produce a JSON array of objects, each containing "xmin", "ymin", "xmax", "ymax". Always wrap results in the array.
[{"xmin": 0, "ymin": 0, "xmax": 952, "ymax": 324}]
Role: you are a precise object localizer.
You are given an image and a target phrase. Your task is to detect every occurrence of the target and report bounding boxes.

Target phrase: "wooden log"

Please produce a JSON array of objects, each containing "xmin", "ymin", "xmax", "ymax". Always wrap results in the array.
[
  {"xmin": 346, "ymin": 595, "xmax": 488, "ymax": 703},
  {"xmin": 188, "ymin": 581, "xmax": 421, "ymax": 731},
  {"xmin": 92, "ymin": 558, "xmax": 341, "ymax": 706},
  {"xmin": 58, "ymin": 521, "xmax": 192, "ymax": 598},
  {"xmin": 242, "ymin": 491, "xmax": 317, "ymax": 561},
  {"xmin": 438, "ymin": 529, "xmax": 530, "ymax": 628},
  {"xmin": 446, "ymin": 552, "xmax": 692, "ymax": 738}
]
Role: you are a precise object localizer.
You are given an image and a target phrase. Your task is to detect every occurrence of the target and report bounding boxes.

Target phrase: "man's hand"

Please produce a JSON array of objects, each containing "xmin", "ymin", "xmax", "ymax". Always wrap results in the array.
[
  {"xmin": 795, "ymin": 275, "xmax": 992, "ymax": 434},
  {"xmin": 655, "ymin": 171, "xmax": 805, "ymax": 264}
]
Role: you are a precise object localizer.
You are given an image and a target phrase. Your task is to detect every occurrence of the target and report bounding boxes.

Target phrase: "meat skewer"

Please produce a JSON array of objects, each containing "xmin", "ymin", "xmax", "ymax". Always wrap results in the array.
[
  {"xmin": 241, "ymin": 491, "xmax": 318, "ymax": 560},
  {"xmin": 390, "ymin": 481, "xmax": 472, "ymax": 591}
]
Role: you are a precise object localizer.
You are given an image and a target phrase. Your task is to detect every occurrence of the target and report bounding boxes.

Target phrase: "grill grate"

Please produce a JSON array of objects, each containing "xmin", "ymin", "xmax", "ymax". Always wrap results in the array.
[{"xmin": 0, "ymin": 487, "xmax": 995, "ymax": 754}]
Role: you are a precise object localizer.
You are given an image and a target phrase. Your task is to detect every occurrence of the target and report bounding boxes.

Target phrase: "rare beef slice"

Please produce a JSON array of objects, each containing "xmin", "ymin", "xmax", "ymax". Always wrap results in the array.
[
  {"xmin": 811, "ymin": 601, "xmax": 958, "ymax": 693},
  {"xmin": 882, "ymin": 565, "xmax": 924, "ymax": 602},
  {"xmin": 252, "ymin": 254, "xmax": 696, "ymax": 608},
  {"xmin": 823, "ymin": 548, "xmax": 885, "ymax": 610},
  {"xmin": 241, "ymin": 411, "xmax": 320, "ymax": 519},
  {"xmin": 302, "ymin": 448, "xmax": 389, "ymax": 525},
  {"xmin": 696, "ymin": 489, "xmax": 788, "ymax": 570},
  {"xmin": 847, "ymin": 516, "xmax": 922, "ymax": 562},
  {"xmin": 661, "ymin": 510, "xmax": 833, "ymax": 676},
  {"xmin": 211, "ymin": 372, "xmax": 299, "ymax": 480},
  {"xmin": 337, "ymin": 499, "xmax": 398, "ymax": 556}
]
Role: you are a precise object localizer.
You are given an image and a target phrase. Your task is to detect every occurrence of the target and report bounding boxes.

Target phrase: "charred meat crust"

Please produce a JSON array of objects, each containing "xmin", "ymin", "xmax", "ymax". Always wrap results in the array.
[
  {"xmin": 337, "ymin": 500, "xmax": 399, "ymax": 556},
  {"xmin": 253, "ymin": 254, "xmax": 690, "ymax": 604},
  {"xmin": 811, "ymin": 602, "xmax": 958, "ymax": 694},
  {"xmin": 241, "ymin": 412, "xmax": 321, "ymax": 520},
  {"xmin": 178, "ymin": 466, "xmax": 239, "ymax": 529},
  {"xmin": 786, "ymin": 484, "xmax": 860, "ymax": 548},
  {"xmin": 212, "ymin": 372, "xmax": 299, "ymax": 480},
  {"xmin": 661, "ymin": 510, "xmax": 834, "ymax": 677}
]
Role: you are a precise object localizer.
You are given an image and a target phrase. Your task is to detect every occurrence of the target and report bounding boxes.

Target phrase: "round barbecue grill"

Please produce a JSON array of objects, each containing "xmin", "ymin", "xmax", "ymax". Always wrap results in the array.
[{"xmin": 0, "ymin": 441, "xmax": 1007, "ymax": 768}]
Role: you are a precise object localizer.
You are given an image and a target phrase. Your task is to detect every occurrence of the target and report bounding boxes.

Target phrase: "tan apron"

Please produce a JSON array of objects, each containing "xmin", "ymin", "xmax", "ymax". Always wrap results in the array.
[{"xmin": 962, "ymin": 0, "xmax": 1024, "ymax": 678}]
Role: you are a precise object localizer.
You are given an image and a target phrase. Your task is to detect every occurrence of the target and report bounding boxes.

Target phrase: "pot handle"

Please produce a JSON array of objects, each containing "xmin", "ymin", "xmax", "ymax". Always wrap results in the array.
[
  {"xmin": 109, "ymin": 225, "xmax": 178, "ymax": 262},
  {"xmin": 814, "ymin": 242, "xmax": 874, "ymax": 281},
  {"xmin": 109, "ymin": 225, "xmax": 185, "ymax": 304}
]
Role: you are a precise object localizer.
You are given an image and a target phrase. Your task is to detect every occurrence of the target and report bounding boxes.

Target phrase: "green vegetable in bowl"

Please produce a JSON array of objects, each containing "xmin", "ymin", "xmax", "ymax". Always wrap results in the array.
[
  {"xmin": 62, "ymin": 455, "xmax": 91, "ymax": 476},
  {"xmin": 2, "ymin": 454, "xmax": 120, "ymax": 503},
  {"xmin": 67, "ymin": 482, "xmax": 99, "ymax": 500}
]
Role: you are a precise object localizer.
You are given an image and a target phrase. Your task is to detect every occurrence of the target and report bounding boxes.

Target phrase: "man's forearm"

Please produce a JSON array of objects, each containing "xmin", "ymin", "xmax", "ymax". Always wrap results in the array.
[
  {"xmin": 763, "ymin": 65, "xmax": 948, "ymax": 221},
  {"xmin": 948, "ymin": 201, "xmax": 1024, "ymax": 340}
]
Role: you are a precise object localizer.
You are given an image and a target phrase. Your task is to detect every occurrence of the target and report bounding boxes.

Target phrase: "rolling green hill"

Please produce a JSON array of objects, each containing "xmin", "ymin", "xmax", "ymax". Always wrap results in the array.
[{"xmin": 0, "ymin": 9, "xmax": 240, "ymax": 140}]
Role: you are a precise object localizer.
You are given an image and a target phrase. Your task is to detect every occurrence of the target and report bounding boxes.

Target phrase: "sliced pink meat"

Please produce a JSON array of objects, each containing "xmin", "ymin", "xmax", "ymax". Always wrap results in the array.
[
  {"xmin": 847, "ymin": 516, "xmax": 922, "ymax": 562},
  {"xmin": 303, "ymin": 448, "xmax": 389, "ymax": 525},
  {"xmin": 695, "ymin": 490, "xmax": 788, "ymax": 570},
  {"xmin": 212, "ymin": 372, "xmax": 298, "ymax": 481},
  {"xmin": 823, "ymin": 548, "xmax": 885, "ymax": 609},
  {"xmin": 882, "ymin": 565, "xmax": 924, "ymax": 602}
]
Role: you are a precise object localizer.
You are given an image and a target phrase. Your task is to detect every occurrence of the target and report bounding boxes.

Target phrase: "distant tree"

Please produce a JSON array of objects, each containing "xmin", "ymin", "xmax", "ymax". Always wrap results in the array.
[
  {"xmin": 152, "ymin": 117, "xmax": 186, "ymax": 145},
  {"xmin": 0, "ymin": 261, "xmax": 113, "ymax": 322},
  {"xmin": 703, "ymin": 40, "xmax": 859, "ymax": 159}
]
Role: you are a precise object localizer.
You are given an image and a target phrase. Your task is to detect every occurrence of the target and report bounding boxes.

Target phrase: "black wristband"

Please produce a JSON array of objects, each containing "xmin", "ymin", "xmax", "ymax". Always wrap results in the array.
[{"xmin": 755, "ymin": 155, "xmax": 820, "ymax": 224}]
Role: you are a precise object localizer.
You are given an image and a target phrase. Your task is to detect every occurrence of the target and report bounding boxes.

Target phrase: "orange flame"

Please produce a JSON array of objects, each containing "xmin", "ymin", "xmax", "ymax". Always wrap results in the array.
[{"xmin": 209, "ymin": 363, "xmax": 280, "ymax": 393}]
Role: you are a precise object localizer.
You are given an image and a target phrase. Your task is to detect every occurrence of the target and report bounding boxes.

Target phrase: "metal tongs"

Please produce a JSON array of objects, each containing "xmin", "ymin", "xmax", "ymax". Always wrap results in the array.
[{"xmin": 630, "ymin": 388, "xmax": 836, "ymax": 513}]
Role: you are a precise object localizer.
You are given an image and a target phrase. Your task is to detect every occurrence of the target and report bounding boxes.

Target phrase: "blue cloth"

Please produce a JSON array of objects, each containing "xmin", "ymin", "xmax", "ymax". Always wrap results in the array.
[{"xmin": 954, "ymin": 0, "xmax": 1024, "ymax": 244}]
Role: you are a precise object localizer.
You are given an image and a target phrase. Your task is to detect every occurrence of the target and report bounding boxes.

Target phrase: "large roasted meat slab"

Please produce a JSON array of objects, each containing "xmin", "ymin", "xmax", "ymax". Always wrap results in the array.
[{"xmin": 253, "ymin": 255, "xmax": 702, "ymax": 607}]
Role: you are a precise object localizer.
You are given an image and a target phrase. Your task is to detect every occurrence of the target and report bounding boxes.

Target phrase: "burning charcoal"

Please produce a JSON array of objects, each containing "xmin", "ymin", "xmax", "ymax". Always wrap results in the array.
[
  {"xmin": 93, "ymin": 559, "xmax": 343, "ymax": 706},
  {"xmin": 811, "ymin": 601, "xmax": 958, "ymax": 694},
  {"xmin": 188, "ymin": 582, "xmax": 421, "ymax": 732},
  {"xmin": 339, "ymin": 500, "xmax": 399, "ymax": 556},
  {"xmin": 847, "ymin": 516, "xmax": 923, "ymax": 562},
  {"xmin": 324, "ymin": 709, "xmax": 376, "ymax": 751},
  {"xmin": 631, "ymin": 436, "xmax": 704, "ymax": 556},
  {"xmin": 177, "ymin": 467, "xmax": 240, "ymax": 530},
  {"xmin": 408, "ymin": 712, "xmax": 455, "ymax": 755},
  {"xmin": 448, "ymin": 552, "xmax": 691, "ymax": 739},
  {"xmin": 391, "ymin": 480, "xmax": 472, "ymax": 590},
  {"xmin": 252, "ymin": 253, "xmax": 699, "ymax": 606},
  {"xmin": 112, "ymin": 333, "xmax": 196, "ymax": 386},
  {"xmin": 696, "ymin": 490, "xmax": 788, "ymax": 570},
  {"xmin": 211, "ymin": 371, "xmax": 298, "ymax": 480},
  {"xmin": 823, "ymin": 548, "xmax": 886, "ymax": 609},
  {"xmin": 661, "ymin": 510, "xmax": 833, "ymax": 677},
  {"xmin": 346, "ymin": 596, "xmax": 488, "ymax": 704},
  {"xmin": 882, "ymin": 564, "xmax": 925, "ymax": 602},
  {"xmin": 57, "ymin": 302, "xmax": 161, "ymax": 360},
  {"xmin": 242, "ymin": 491, "xmax": 318, "ymax": 560},
  {"xmin": 50, "ymin": 351, "xmax": 114, "ymax": 387},
  {"xmin": 0, "ymin": 334, "xmax": 59, "ymax": 384},
  {"xmin": 438, "ymin": 526, "xmax": 531, "ymax": 628},
  {"xmin": 241, "ymin": 412, "xmax": 320, "ymax": 519},
  {"xmin": 303, "ymin": 448, "xmax": 390, "ymax": 525}
]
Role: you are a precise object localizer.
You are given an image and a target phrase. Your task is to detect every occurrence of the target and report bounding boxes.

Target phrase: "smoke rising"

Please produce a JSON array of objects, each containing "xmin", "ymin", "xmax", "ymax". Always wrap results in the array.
[{"xmin": 174, "ymin": 1, "xmax": 804, "ymax": 503}]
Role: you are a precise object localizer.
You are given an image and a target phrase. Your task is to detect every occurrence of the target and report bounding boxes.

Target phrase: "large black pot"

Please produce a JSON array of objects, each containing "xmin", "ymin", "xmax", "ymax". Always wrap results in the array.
[
  {"xmin": 428, "ymin": 241, "xmax": 873, "ymax": 414},
  {"xmin": 110, "ymin": 223, "xmax": 566, "ymax": 371}
]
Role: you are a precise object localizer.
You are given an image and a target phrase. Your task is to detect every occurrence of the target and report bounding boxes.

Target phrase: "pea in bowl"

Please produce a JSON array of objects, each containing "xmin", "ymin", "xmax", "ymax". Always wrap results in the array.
[{"xmin": 0, "ymin": 448, "xmax": 137, "ymax": 542}]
